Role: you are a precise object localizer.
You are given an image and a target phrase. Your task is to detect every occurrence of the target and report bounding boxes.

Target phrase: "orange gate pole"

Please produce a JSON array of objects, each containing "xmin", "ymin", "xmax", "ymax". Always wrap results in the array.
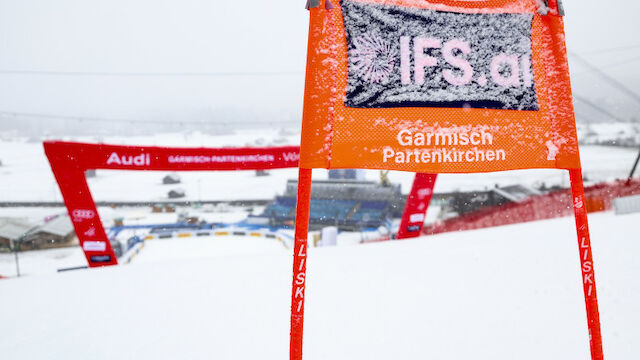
[
  {"xmin": 289, "ymin": 168, "xmax": 312, "ymax": 360},
  {"xmin": 569, "ymin": 168, "xmax": 604, "ymax": 360}
]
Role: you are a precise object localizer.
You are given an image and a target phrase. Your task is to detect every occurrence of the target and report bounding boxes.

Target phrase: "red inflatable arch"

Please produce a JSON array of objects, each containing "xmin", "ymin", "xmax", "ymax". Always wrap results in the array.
[
  {"xmin": 43, "ymin": 141, "xmax": 301, "ymax": 267},
  {"xmin": 44, "ymin": 140, "xmax": 437, "ymax": 268}
]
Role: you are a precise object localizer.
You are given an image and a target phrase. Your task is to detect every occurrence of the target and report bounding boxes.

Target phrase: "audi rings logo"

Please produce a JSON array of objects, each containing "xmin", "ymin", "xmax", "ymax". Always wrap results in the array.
[
  {"xmin": 72, "ymin": 209, "xmax": 96, "ymax": 222},
  {"xmin": 417, "ymin": 188, "xmax": 432, "ymax": 199}
]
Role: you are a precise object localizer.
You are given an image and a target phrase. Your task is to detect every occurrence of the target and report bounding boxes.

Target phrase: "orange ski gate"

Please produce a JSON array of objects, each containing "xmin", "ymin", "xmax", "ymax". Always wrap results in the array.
[{"xmin": 291, "ymin": 1, "xmax": 603, "ymax": 359}]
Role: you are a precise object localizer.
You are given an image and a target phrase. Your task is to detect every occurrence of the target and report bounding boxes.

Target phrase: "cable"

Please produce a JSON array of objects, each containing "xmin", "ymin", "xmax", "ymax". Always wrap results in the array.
[
  {"xmin": 0, "ymin": 47, "xmax": 635, "ymax": 78},
  {"xmin": 0, "ymin": 110, "xmax": 299, "ymax": 126},
  {"xmin": 578, "ymin": 43, "xmax": 640, "ymax": 55},
  {"xmin": 570, "ymin": 53, "xmax": 640, "ymax": 184},
  {"xmin": 569, "ymin": 52, "xmax": 640, "ymax": 106},
  {"xmin": 0, "ymin": 70, "xmax": 303, "ymax": 77},
  {"xmin": 573, "ymin": 95, "xmax": 629, "ymax": 123},
  {"xmin": 572, "ymin": 55, "xmax": 640, "ymax": 77},
  {"xmin": 573, "ymin": 109, "xmax": 599, "ymax": 124}
]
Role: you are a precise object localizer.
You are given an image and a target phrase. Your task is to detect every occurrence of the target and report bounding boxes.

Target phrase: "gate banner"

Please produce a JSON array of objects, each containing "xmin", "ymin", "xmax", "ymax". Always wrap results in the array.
[{"xmin": 300, "ymin": 0, "xmax": 580, "ymax": 173}]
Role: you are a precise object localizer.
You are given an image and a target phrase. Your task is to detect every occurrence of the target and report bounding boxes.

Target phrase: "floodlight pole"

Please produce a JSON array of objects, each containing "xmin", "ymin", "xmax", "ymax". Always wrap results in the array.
[
  {"xmin": 13, "ymin": 240, "xmax": 20, "ymax": 277},
  {"xmin": 627, "ymin": 148, "xmax": 640, "ymax": 184},
  {"xmin": 13, "ymin": 224, "xmax": 40, "ymax": 277}
]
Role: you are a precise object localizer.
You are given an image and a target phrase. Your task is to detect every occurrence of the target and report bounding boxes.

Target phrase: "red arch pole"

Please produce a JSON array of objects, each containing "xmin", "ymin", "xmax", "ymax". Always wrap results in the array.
[
  {"xmin": 569, "ymin": 168, "xmax": 604, "ymax": 360},
  {"xmin": 397, "ymin": 173, "xmax": 438, "ymax": 239},
  {"xmin": 45, "ymin": 143, "xmax": 120, "ymax": 267},
  {"xmin": 44, "ymin": 141, "xmax": 300, "ymax": 268},
  {"xmin": 289, "ymin": 168, "xmax": 312, "ymax": 360}
]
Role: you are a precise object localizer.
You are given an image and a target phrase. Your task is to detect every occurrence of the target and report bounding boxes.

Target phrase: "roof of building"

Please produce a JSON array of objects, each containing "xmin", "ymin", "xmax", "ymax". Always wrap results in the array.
[
  {"xmin": 31, "ymin": 215, "xmax": 74, "ymax": 237},
  {"xmin": 285, "ymin": 179, "xmax": 401, "ymax": 201},
  {"xmin": 0, "ymin": 219, "xmax": 33, "ymax": 241},
  {"xmin": 492, "ymin": 184, "xmax": 541, "ymax": 203},
  {"xmin": 0, "ymin": 217, "xmax": 29, "ymax": 226}
]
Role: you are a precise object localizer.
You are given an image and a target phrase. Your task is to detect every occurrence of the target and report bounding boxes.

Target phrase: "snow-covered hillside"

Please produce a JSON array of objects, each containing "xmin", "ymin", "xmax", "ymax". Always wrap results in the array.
[
  {"xmin": 0, "ymin": 211, "xmax": 637, "ymax": 359},
  {"xmin": 0, "ymin": 132, "xmax": 638, "ymax": 203}
]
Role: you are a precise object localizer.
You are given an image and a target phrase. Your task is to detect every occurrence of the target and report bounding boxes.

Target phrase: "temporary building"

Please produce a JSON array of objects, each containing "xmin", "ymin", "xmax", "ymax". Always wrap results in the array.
[
  {"xmin": 0, "ymin": 218, "xmax": 33, "ymax": 250},
  {"xmin": 22, "ymin": 215, "xmax": 75, "ymax": 250}
]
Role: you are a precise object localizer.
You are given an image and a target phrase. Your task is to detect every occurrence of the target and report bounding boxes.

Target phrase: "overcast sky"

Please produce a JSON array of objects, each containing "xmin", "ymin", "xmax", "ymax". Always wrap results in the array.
[{"xmin": 0, "ymin": 0, "xmax": 638, "ymax": 131}]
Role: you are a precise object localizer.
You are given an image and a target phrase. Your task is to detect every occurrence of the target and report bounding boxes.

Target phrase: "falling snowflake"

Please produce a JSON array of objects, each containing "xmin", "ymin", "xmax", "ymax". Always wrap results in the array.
[{"xmin": 350, "ymin": 33, "xmax": 397, "ymax": 84}]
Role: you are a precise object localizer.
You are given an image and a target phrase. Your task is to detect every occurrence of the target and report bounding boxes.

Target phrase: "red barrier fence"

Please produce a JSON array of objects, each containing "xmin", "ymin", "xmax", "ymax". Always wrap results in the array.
[{"xmin": 424, "ymin": 178, "xmax": 640, "ymax": 235}]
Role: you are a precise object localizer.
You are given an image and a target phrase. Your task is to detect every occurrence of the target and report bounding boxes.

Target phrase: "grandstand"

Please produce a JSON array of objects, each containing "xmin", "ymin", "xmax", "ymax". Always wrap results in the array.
[{"xmin": 254, "ymin": 179, "xmax": 403, "ymax": 230}]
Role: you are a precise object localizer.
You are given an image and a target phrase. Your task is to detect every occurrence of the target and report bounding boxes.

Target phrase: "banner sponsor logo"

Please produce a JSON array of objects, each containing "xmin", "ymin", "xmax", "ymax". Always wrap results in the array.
[
  {"xmin": 90, "ymin": 255, "xmax": 112, "ymax": 263},
  {"xmin": 83, "ymin": 227, "xmax": 96, "ymax": 237},
  {"xmin": 383, "ymin": 128, "xmax": 507, "ymax": 165},
  {"xmin": 574, "ymin": 196, "xmax": 584, "ymax": 209},
  {"xmin": 580, "ymin": 237, "xmax": 594, "ymax": 296},
  {"xmin": 417, "ymin": 188, "xmax": 432, "ymax": 198},
  {"xmin": 292, "ymin": 241, "xmax": 307, "ymax": 314},
  {"xmin": 106, "ymin": 152, "xmax": 150, "ymax": 166},
  {"xmin": 167, "ymin": 154, "xmax": 276, "ymax": 164},
  {"xmin": 409, "ymin": 213, "xmax": 425, "ymax": 223},
  {"xmin": 342, "ymin": 0, "xmax": 537, "ymax": 110},
  {"xmin": 72, "ymin": 209, "xmax": 96, "ymax": 223},
  {"xmin": 282, "ymin": 152, "xmax": 300, "ymax": 162},
  {"xmin": 83, "ymin": 241, "xmax": 107, "ymax": 252}
]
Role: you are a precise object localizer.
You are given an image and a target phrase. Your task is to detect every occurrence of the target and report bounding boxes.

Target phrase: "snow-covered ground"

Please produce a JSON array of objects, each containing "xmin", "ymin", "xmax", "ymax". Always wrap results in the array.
[
  {"xmin": 0, "ymin": 245, "xmax": 85, "ymax": 276},
  {"xmin": 577, "ymin": 122, "xmax": 640, "ymax": 146},
  {"xmin": 0, "ymin": 210, "xmax": 637, "ymax": 359},
  {"xmin": 0, "ymin": 131, "xmax": 638, "ymax": 203},
  {"xmin": 134, "ymin": 236, "xmax": 285, "ymax": 265}
]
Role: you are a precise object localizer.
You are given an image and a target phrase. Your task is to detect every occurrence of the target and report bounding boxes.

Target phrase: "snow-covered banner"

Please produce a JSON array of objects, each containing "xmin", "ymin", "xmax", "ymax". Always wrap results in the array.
[
  {"xmin": 299, "ymin": 0, "xmax": 581, "ymax": 174},
  {"xmin": 343, "ymin": 1, "xmax": 538, "ymax": 110}
]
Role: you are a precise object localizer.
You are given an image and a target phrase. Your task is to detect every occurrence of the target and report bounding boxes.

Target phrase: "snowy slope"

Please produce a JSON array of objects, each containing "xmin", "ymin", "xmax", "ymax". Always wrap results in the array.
[
  {"xmin": 134, "ymin": 236, "xmax": 286, "ymax": 264},
  {"xmin": 0, "ymin": 245, "xmax": 85, "ymax": 276},
  {"xmin": 0, "ymin": 211, "xmax": 637, "ymax": 359}
]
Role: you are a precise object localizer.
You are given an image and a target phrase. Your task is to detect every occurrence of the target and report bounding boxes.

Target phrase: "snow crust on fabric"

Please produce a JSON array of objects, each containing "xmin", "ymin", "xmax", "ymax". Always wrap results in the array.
[{"xmin": 341, "ymin": 0, "xmax": 538, "ymax": 110}]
